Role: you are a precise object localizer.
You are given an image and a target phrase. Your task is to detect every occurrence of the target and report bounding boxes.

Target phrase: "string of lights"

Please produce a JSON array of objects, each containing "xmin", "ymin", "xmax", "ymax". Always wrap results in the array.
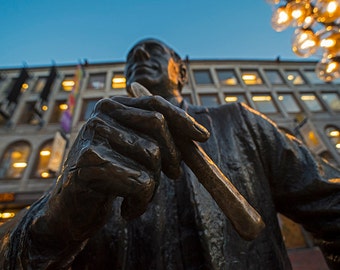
[{"xmin": 267, "ymin": 0, "xmax": 340, "ymax": 82}]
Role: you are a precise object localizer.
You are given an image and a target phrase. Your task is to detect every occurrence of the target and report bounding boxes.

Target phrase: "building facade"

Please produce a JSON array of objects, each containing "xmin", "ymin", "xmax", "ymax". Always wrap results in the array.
[{"xmin": 0, "ymin": 59, "xmax": 339, "ymax": 267}]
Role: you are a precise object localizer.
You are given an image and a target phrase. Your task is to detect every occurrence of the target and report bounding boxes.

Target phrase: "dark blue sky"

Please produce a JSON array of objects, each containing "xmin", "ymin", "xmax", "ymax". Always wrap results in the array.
[{"xmin": 1, "ymin": 0, "xmax": 312, "ymax": 68}]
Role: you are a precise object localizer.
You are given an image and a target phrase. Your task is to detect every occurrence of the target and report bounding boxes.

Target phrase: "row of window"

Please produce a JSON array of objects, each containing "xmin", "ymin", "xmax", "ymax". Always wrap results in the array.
[
  {"xmin": 3, "ymin": 89, "xmax": 339, "ymax": 128},
  {"xmin": 2, "ymin": 70, "xmax": 338, "ymax": 127},
  {"xmin": 0, "ymin": 124, "xmax": 339, "ymax": 181},
  {"xmin": 196, "ymin": 91, "xmax": 340, "ymax": 114},
  {"xmin": 193, "ymin": 68, "xmax": 340, "ymax": 87},
  {"xmin": 326, "ymin": 126, "xmax": 340, "ymax": 155},
  {"xmin": 0, "ymin": 71, "xmax": 127, "ymax": 96},
  {"xmin": 1, "ymin": 65, "xmax": 339, "ymax": 100},
  {"xmin": 61, "ymin": 72, "xmax": 126, "ymax": 91},
  {"xmin": 0, "ymin": 67, "xmax": 339, "ymax": 128}
]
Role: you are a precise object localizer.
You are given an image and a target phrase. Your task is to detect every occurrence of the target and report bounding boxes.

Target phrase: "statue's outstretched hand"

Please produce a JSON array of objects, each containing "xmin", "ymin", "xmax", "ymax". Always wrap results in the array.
[{"xmin": 68, "ymin": 95, "xmax": 209, "ymax": 220}]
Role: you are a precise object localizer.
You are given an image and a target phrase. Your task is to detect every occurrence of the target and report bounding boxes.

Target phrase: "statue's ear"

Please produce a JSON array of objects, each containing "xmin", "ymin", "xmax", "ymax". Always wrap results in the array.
[{"xmin": 178, "ymin": 62, "xmax": 188, "ymax": 89}]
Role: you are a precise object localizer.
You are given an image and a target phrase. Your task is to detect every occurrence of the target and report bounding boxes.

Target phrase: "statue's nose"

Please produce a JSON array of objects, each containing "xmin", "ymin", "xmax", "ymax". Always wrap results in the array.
[{"xmin": 133, "ymin": 45, "xmax": 150, "ymax": 61}]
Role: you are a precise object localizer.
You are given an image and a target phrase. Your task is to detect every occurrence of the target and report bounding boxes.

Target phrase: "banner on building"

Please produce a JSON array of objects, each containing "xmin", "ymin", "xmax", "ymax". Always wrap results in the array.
[
  {"xmin": 60, "ymin": 110, "xmax": 72, "ymax": 134},
  {"xmin": 40, "ymin": 65, "xmax": 57, "ymax": 102},
  {"xmin": 34, "ymin": 66, "xmax": 58, "ymax": 118},
  {"xmin": 298, "ymin": 119, "xmax": 327, "ymax": 154},
  {"xmin": 7, "ymin": 68, "xmax": 29, "ymax": 104},
  {"xmin": 60, "ymin": 64, "xmax": 84, "ymax": 134},
  {"xmin": 48, "ymin": 131, "xmax": 68, "ymax": 173},
  {"xmin": 0, "ymin": 68, "xmax": 29, "ymax": 119}
]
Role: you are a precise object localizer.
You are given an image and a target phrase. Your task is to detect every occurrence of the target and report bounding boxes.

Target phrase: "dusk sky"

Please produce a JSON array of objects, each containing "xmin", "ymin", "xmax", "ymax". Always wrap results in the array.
[{"xmin": 1, "ymin": 0, "xmax": 315, "ymax": 68}]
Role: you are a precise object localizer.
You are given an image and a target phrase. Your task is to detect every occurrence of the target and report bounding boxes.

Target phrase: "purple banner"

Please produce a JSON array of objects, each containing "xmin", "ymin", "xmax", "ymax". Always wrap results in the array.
[{"xmin": 60, "ymin": 109, "xmax": 72, "ymax": 134}]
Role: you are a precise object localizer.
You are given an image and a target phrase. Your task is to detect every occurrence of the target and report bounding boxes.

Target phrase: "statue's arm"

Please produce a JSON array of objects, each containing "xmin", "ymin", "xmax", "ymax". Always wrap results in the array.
[
  {"xmin": 0, "ymin": 171, "xmax": 114, "ymax": 269},
  {"xmin": 0, "ymin": 96, "xmax": 209, "ymax": 269},
  {"xmin": 240, "ymin": 104, "xmax": 340, "ymax": 269},
  {"xmin": 272, "ymin": 142, "xmax": 340, "ymax": 269}
]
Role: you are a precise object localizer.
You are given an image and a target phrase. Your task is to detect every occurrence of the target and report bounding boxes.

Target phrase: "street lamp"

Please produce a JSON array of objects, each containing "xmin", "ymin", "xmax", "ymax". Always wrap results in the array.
[{"xmin": 267, "ymin": 0, "xmax": 340, "ymax": 81}]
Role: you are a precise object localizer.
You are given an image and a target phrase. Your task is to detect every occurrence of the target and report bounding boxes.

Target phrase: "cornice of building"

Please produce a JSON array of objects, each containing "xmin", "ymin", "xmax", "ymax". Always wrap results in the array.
[{"xmin": 0, "ymin": 58, "xmax": 318, "ymax": 72}]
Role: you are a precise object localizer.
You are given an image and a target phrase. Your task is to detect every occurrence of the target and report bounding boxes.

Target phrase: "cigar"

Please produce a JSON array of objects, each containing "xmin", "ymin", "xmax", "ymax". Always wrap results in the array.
[{"xmin": 130, "ymin": 82, "xmax": 265, "ymax": 240}]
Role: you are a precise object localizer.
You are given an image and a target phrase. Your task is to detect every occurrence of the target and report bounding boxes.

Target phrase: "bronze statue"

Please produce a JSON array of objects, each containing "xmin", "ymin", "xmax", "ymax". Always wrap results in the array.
[{"xmin": 1, "ymin": 38, "xmax": 340, "ymax": 270}]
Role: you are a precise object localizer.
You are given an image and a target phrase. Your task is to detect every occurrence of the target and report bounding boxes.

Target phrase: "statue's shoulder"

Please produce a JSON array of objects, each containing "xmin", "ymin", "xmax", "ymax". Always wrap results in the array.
[
  {"xmin": 202, "ymin": 102, "xmax": 248, "ymax": 116},
  {"xmin": 207, "ymin": 102, "xmax": 278, "ymax": 129},
  {"xmin": 185, "ymin": 101, "xmax": 276, "ymax": 126},
  {"xmin": 185, "ymin": 102, "xmax": 243, "ymax": 114}
]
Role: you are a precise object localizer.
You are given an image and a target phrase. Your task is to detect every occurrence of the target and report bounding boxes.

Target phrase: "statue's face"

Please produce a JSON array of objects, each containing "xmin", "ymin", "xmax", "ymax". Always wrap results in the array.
[{"xmin": 125, "ymin": 39, "xmax": 181, "ymax": 98}]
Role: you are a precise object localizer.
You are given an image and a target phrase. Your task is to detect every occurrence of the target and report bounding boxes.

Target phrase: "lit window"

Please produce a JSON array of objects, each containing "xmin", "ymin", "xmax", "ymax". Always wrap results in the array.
[
  {"xmin": 0, "ymin": 209, "xmax": 19, "ymax": 226},
  {"xmin": 33, "ymin": 77, "xmax": 48, "ymax": 93},
  {"xmin": 285, "ymin": 70, "xmax": 306, "ymax": 85},
  {"xmin": 300, "ymin": 93, "xmax": 323, "ymax": 112},
  {"xmin": 60, "ymin": 75, "xmax": 75, "ymax": 92},
  {"xmin": 278, "ymin": 214, "xmax": 310, "ymax": 249},
  {"xmin": 49, "ymin": 100, "xmax": 67, "ymax": 123},
  {"xmin": 264, "ymin": 70, "xmax": 285, "ymax": 85},
  {"xmin": 240, "ymin": 70, "xmax": 263, "ymax": 85},
  {"xmin": 112, "ymin": 73, "xmax": 126, "ymax": 89},
  {"xmin": 87, "ymin": 73, "xmax": 106, "ymax": 90},
  {"xmin": 216, "ymin": 69, "xmax": 239, "ymax": 86},
  {"xmin": 278, "ymin": 93, "xmax": 301, "ymax": 113},
  {"xmin": 21, "ymin": 83, "xmax": 29, "ymax": 93},
  {"xmin": 0, "ymin": 212, "xmax": 15, "ymax": 219},
  {"xmin": 3, "ymin": 77, "xmax": 29, "ymax": 94},
  {"xmin": 224, "ymin": 94, "xmax": 248, "ymax": 105},
  {"xmin": 304, "ymin": 70, "xmax": 325, "ymax": 84},
  {"xmin": 252, "ymin": 94, "xmax": 277, "ymax": 113},
  {"xmin": 322, "ymin": 92, "xmax": 340, "ymax": 111},
  {"xmin": 325, "ymin": 126, "xmax": 340, "ymax": 154},
  {"xmin": 199, "ymin": 94, "xmax": 220, "ymax": 107},
  {"xmin": 193, "ymin": 70, "xmax": 213, "ymax": 85},
  {"xmin": 0, "ymin": 141, "xmax": 31, "ymax": 179},
  {"xmin": 18, "ymin": 101, "xmax": 41, "ymax": 125},
  {"xmin": 32, "ymin": 140, "xmax": 54, "ymax": 179},
  {"xmin": 80, "ymin": 99, "xmax": 98, "ymax": 121}
]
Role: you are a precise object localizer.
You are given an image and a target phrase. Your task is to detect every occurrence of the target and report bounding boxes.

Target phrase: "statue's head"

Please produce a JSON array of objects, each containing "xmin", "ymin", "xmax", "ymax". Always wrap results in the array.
[{"xmin": 125, "ymin": 38, "xmax": 187, "ymax": 99}]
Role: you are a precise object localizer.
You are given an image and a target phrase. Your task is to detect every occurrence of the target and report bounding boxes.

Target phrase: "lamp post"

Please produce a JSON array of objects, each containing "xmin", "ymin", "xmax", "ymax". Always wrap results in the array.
[{"xmin": 267, "ymin": 0, "xmax": 340, "ymax": 81}]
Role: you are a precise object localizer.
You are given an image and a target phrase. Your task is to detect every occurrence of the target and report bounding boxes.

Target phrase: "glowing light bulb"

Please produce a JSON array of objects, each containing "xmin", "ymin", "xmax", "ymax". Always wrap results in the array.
[
  {"xmin": 271, "ymin": 6, "xmax": 292, "ymax": 32},
  {"xmin": 59, "ymin": 104, "xmax": 68, "ymax": 110},
  {"xmin": 314, "ymin": 0, "xmax": 340, "ymax": 24},
  {"xmin": 320, "ymin": 32, "xmax": 340, "ymax": 56},
  {"xmin": 12, "ymin": 162, "xmax": 27, "ymax": 168},
  {"xmin": 41, "ymin": 171, "xmax": 50, "ymax": 178},
  {"xmin": 329, "ymin": 130, "xmax": 340, "ymax": 136},
  {"xmin": 40, "ymin": 150, "xmax": 51, "ymax": 156},
  {"xmin": 316, "ymin": 57, "xmax": 340, "ymax": 81},
  {"xmin": 286, "ymin": 0, "xmax": 312, "ymax": 26},
  {"xmin": 292, "ymin": 29, "xmax": 319, "ymax": 57}
]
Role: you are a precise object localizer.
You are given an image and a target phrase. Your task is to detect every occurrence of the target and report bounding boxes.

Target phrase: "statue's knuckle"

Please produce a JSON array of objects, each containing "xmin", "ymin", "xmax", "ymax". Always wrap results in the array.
[
  {"xmin": 146, "ymin": 143, "xmax": 161, "ymax": 160},
  {"xmin": 153, "ymin": 112, "xmax": 165, "ymax": 123},
  {"xmin": 86, "ymin": 117, "xmax": 106, "ymax": 132},
  {"xmin": 93, "ymin": 98, "xmax": 112, "ymax": 113}
]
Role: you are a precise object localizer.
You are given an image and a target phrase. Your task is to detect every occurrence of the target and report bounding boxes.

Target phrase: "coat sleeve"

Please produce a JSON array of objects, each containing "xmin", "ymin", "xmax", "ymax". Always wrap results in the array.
[
  {"xmin": 0, "ymin": 171, "xmax": 114, "ymax": 270},
  {"xmin": 239, "ymin": 103, "xmax": 340, "ymax": 269}
]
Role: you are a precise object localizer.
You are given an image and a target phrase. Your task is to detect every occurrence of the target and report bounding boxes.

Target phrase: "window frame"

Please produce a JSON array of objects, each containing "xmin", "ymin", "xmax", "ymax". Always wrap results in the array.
[{"xmin": 0, "ymin": 141, "xmax": 31, "ymax": 180}]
